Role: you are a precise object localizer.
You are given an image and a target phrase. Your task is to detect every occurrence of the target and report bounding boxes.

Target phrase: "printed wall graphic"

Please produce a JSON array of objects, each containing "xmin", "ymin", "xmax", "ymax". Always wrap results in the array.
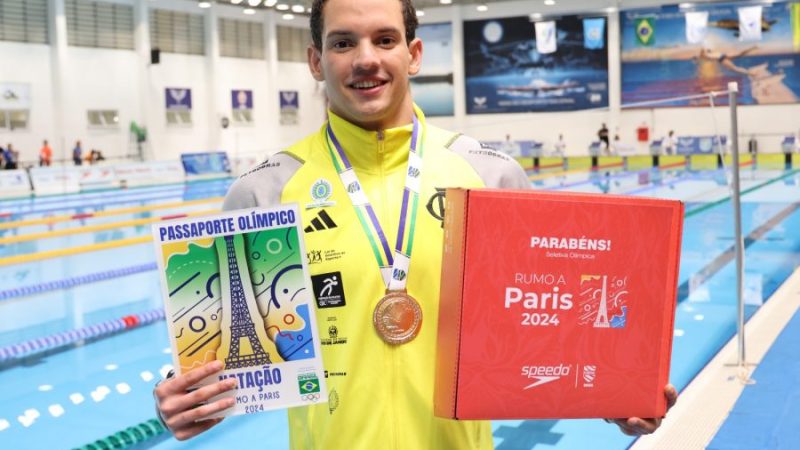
[
  {"xmin": 410, "ymin": 22, "xmax": 454, "ymax": 116},
  {"xmin": 621, "ymin": 2, "xmax": 800, "ymax": 107},
  {"xmin": 0, "ymin": 83, "xmax": 31, "ymax": 109},
  {"xmin": 464, "ymin": 15, "xmax": 609, "ymax": 114},
  {"xmin": 165, "ymin": 87, "xmax": 192, "ymax": 110},
  {"xmin": 279, "ymin": 90, "xmax": 299, "ymax": 125},
  {"xmin": 232, "ymin": 89, "xmax": 253, "ymax": 110}
]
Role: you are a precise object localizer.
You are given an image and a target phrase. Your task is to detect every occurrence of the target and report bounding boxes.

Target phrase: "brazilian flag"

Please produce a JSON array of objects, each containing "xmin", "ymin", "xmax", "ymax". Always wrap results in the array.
[
  {"xmin": 793, "ymin": 3, "xmax": 800, "ymax": 50},
  {"xmin": 299, "ymin": 375, "xmax": 321, "ymax": 394},
  {"xmin": 635, "ymin": 18, "xmax": 655, "ymax": 46}
]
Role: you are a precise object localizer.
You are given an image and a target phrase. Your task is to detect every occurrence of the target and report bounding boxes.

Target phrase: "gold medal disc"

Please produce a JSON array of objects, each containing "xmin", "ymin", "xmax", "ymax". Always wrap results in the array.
[{"xmin": 373, "ymin": 290, "xmax": 423, "ymax": 345}]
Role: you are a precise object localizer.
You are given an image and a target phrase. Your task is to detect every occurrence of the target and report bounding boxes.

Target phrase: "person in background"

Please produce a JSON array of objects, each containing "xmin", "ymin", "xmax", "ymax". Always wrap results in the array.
[
  {"xmin": 72, "ymin": 140, "xmax": 83, "ymax": 166},
  {"xmin": 500, "ymin": 133, "xmax": 518, "ymax": 156},
  {"xmin": 663, "ymin": 130, "xmax": 678, "ymax": 156},
  {"xmin": 39, "ymin": 140, "xmax": 53, "ymax": 166},
  {"xmin": 598, "ymin": 123, "xmax": 610, "ymax": 153},
  {"xmin": 3, "ymin": 144, "xmax": 18, "ymax": 170},
  {"xmin": 553, "ymin": 133, "xmax": 566, "ymax": 156}
]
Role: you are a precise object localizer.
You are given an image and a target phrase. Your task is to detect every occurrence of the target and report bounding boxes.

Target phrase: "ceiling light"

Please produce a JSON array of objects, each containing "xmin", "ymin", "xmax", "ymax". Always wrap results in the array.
[
  {"xmin": 476, "ymin": 4, "xmax": 488, "ymax": 12},
  {"xmin": 678, "ymin": 2, "xmax": 693, "ymax": 8},
  {"xmin": 265, "ymin": 0, "xmax": 278, "ymax": 6},
  {"xmin": 276, "ymin": 3, "xmax": 289, "ymax": 10},
  {"xmin": 544, "ymin": 0, "xmax": 556, "ymax": 5},
  {"xmin": 231, "ymin": 0, "xmax": 243, "ymax": 4},
  {"xmin": 529, "ymin": 13, "xmax": 542, "ymax": 20},
  {"xmin": 198, "ymin": 1, "xmax": 211, "ymax": 7},
  {"xmin": 605, "ymin": 7, "xmax": 616, "ymax": 13},
  {"xmin": 243, "ymin": 7, "xmax": 255, "ymax": 14},
  {"xmin": 248, "ymin": 0, "xmax": 260, "ymax": 6},
  {"xmin": 416, "ymin": 9, "xmax": 425, "ymax": 17},
  {"xmin": 282, "ymin": 13, "xmax": 295, "ymax": 20},
  {"xmin": 306, "ymin": 7, "xmax": 312, "ymax": 13},
  {"xmin": 440, "ymin": 0, "xmax": 452, "ymax": 4},
  {"xmin": 291, "ymin": 4, "xmax": 304, "ymax": 12}
]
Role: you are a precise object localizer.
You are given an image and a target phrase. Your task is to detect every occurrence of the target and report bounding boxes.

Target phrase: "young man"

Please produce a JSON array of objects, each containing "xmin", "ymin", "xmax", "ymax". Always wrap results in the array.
[
  {"xmin": 154, "ymin": 0, "xmax": 676, "ymax": 447},
  {"xmin": 39, "ymin": 140, "xmax": 53, "ymax": 166}
]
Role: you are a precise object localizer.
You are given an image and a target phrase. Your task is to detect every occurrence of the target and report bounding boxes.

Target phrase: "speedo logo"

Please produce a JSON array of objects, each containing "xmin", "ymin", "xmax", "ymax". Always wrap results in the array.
[
  {"xmin": 521, "ymin": 364, "xmax": 571, "ymax": 389},
  {"xmin": 304, "ymin": 210, "xmax": 337, "ymax": 233}
]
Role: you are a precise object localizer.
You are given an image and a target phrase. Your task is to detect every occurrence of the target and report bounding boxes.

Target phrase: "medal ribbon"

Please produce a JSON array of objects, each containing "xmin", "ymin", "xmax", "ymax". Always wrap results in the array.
[{"xmin": 325, "ymin": 114, "xmax": 424, "ymax": 291}]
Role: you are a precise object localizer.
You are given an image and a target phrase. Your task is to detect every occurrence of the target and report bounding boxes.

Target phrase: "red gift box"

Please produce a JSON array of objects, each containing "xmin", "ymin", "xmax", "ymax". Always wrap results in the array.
[{"xmin": 435, "ymin": 188, "xmax": 683, "ymax": 420}]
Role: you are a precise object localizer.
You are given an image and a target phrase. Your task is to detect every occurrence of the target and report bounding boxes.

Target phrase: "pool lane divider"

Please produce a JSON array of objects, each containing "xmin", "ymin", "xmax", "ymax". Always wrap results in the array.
[
  {"xmin": 0, "ymin": 197, "xmax": 223, "ymax": 230},
  {"xmin": 0, "ymin": 263, "xmax": 158, "ymax": 301},
  {"xmin": 676, "ymin": 201, "xmax": 800, "ymax": 302},
  {"xmin": 0, "ymin": 308, "xmax": 165, "ymax": 363},
  {"xmin": 0, "ymin": 209, "xmax": 219, "ymax": 245},
  {"xmin": 71, "ymin": 418, "xmax": 169, "ymax": 450}
]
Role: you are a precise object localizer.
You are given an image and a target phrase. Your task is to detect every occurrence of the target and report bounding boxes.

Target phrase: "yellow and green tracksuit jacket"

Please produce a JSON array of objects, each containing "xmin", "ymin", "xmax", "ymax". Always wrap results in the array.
[{"xmin": 223, "ymin": 105, "xmax": 530, "ymax": 449}]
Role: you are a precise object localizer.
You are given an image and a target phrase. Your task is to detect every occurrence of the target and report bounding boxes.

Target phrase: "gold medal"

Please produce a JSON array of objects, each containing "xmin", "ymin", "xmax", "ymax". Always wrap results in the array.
[{"xmin": 373, "ymin": 290, "xmax": 423, "ymax": 345}]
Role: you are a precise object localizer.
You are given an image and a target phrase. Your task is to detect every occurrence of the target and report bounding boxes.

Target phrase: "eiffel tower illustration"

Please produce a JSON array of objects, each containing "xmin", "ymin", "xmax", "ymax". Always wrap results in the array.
[
  {"xmin": 593, "ymin": 275, "xmax": 610, "ymax": 328},
  {"xmin": 222, "ymin": 235, "xmax": 271, "ymax": 368}
]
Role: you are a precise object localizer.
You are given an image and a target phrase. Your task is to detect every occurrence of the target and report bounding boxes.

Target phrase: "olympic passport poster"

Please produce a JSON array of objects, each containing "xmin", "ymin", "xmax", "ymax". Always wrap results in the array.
[
  {"xmin": 152, "ymin": 205, "xmax": 327, "ymax": 417},
  {"xmin": 435, "ymin": 189, "xmax": 683, "ymax": 419}
]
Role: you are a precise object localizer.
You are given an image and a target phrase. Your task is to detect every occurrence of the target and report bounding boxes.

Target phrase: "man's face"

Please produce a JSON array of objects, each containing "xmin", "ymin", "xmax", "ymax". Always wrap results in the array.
[{"xmin": 308, "ymin": 0, "xmax": 422, "ymax": 130}]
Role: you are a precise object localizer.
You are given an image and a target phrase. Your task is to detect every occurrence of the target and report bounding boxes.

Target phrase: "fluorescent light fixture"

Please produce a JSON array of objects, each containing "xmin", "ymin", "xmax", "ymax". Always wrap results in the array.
[
  {"xmin": 529, "ymin": 12, "xmax": 542, "ymax": 20},
  {"xmin": 476, "ymin": 4, "xmax": 488, "ymax": 12},
  {"xmin": 265, "ymin": 0, "xmax": 278, "ymax": 6},
  {"xmin": 276, "ymin": 3, "xmax": 289, "ymax": 10},
  {"xmin": 248, "ymin": 0, "xmax": 260, "ymax": 6},
  {"xmin": 605, "ymin": 7, "xmax": 616, "ymax": 13},
  {"xmin": 243, "ymin": 7, "xmax": 256, "ymax": 14},
  {"xmin": 678, "ymin": 2, "xmax": 693, "ymax": 8},
  {"xmin": 282, "ymin": 13, "xmax": 295, "ymax": 20},
  {"xmin": 440, "ymin": 0, "xmax": 452, "ymax": 4},
  {"xmin": 416, "ymin": 9, "xmax": 425, "ymax": 17},
  {"xmin": 231, "ymin": 0, "xmax": 243, "ymax": 4},
  {"xmin": 291, "ymin": 4, "xmax": 304, "ymax": 12},
  {"xmin": 544, "ymin": 0, "xmax": 555, "ymax": 5},
  {"xmin": 198, "ymin": 1, "xmax": 211, "ymax": 7}
]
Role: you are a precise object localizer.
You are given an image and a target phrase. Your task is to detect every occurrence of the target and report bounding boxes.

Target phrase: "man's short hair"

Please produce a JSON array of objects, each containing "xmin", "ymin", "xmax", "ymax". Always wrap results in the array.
[{"xmin": 310, "ymin": 0, "xmax": 419, "ymax": 50}]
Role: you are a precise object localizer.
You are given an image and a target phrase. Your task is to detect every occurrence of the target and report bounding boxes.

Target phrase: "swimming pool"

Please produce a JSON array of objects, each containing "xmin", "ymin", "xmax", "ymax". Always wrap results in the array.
[{"xmin": 0, "ymin": 168, "xmax": 797, "ymax": 449}]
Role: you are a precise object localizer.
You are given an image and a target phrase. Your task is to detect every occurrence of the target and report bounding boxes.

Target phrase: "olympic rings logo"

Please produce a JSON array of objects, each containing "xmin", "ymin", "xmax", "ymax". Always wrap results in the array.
[{"xmin": 301, "ymin": 393, "xmax": 321, "ymax": 402}]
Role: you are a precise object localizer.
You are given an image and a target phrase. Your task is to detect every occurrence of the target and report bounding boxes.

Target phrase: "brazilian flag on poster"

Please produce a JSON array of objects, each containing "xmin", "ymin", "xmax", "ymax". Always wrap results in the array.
[
  {"xmin": 793, "ymin": 3, "xmax": 800, "ymax": 50},
  {"xmin": 635, "ymin": 18, "xmax": 655, "ymax": 46}
]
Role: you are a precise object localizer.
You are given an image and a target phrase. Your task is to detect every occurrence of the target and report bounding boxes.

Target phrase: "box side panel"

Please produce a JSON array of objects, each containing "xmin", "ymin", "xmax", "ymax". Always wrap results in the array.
[{"xmin": 434, "ymin": 188, "xmax": 470, "ymax": 418}]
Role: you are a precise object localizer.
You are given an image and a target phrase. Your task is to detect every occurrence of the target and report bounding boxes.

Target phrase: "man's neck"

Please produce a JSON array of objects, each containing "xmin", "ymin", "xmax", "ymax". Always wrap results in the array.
[{"xmin": 330, "ymin": 102, "xmax": 415, "ymax": 131}]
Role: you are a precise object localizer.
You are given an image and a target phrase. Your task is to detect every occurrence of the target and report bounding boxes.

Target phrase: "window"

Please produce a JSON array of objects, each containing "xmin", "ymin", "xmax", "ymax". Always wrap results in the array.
[
  {"xmin": 0, "ymin": 0, "xmax": 48, "ymax": 44},
  {"xmin": 65, "ymin": 0, "xmax": 134, "ymax": 50},
  {"xmin": 219, "ymin": 18, "xmax": 264, "ymax": 60},
  {"xmin": 166, "ymin": 111, "xmax": 192, "ymax": 126},
  {"xmin": 277, "ymin": 25, "xmax": 308, "ymax": 63},
  {"xmin": 232, "ymin": 109, "xmax": 253, "ymax": 125},
  {"xmin": 87, "ymin": 109, "xmax": 119, "ymax": 129},
  {"xmin": 0, "ymin": 110, "xmax": 29, "ymax": 130},
  {"xmin": 150, "ymin": 9, "xmax": 205, "ymax": 56}
]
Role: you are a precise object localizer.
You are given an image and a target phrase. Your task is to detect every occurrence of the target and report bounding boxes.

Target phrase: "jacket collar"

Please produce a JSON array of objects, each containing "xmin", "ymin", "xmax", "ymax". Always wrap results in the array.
[{"xmin": 325, "ymin": 104, "xmax": 426, "ymax": 175}]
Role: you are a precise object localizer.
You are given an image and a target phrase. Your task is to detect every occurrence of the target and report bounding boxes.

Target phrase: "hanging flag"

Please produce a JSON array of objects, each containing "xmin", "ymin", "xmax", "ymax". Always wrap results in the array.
[
  {"xmin": 792, "ymin": 3, "xmax": 800, "ymax": 50},
  {"xmin": 535, "ymin": 20, "xmax": 557, "ymax": 54},
  {"xmin": 684, "ymin": 11, "xmax": 708, "ymax": 44},
  {"xmin": 635, "ymin": 18, "xmax": 655, "ymax": 46},
  {"xmin": 583, "ymin": 18, "xmax": 605, "ymax": 49},
  {"xmin": 738, "ymin": 5, "xmax": 762, "ymax": 42}
]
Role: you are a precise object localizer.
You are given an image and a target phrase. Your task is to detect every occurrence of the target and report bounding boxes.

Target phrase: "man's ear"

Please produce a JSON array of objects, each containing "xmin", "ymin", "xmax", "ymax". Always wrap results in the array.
[
  {"xmin": 308, "ymin": 45, "xmax": 325, "ymax": 82},
  {"xmin": 408, "ymin": 38, "xmax": 423, "ymax": 76}
]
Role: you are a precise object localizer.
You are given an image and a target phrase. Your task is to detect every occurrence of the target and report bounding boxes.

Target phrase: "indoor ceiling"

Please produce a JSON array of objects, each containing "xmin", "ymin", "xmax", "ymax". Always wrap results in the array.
[{"xmin": 198, "ymin": 0, "xmax": 727, "ymax": 14}]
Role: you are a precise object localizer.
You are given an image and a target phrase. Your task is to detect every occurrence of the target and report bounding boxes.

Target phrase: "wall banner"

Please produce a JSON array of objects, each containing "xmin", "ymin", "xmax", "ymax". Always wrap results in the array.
[
  {"xmin": 279, "ymin": 90, "xmax": 299, "ymax": 125},
  {"xmin": 464, "ymin": 15, "xmax": 609, "ymax": 114}
]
